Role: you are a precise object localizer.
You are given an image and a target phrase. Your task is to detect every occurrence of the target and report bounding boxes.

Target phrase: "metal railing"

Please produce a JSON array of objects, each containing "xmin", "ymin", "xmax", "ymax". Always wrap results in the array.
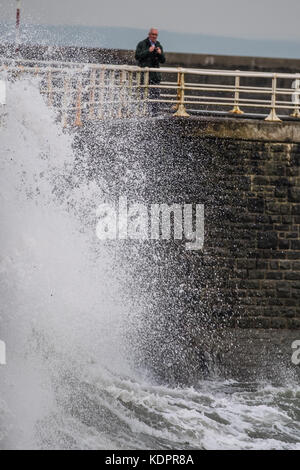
[{"xmin": 1, "ymin": 58, "xmax": 300, "ymax": 126}]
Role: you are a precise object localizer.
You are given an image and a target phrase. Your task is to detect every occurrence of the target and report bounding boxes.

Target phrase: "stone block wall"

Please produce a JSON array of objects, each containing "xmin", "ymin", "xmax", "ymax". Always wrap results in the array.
[
  {"xmin": 225, "ymin": 141, "xmax": 300, "ymax": 328},
  {"xmin": 184, "ymin": 120, "xmax": 300, "ymax": 329}
]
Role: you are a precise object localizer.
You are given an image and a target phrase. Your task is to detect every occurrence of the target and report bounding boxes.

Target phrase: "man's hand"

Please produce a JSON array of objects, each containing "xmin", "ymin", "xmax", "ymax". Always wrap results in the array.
[
  {"xmin": 156, "ymin": 47, "xmax": 162, "ymax": 54},
  {"xmin": 149, "ymin": 45, "xmax": 155, "ymax": 52}
]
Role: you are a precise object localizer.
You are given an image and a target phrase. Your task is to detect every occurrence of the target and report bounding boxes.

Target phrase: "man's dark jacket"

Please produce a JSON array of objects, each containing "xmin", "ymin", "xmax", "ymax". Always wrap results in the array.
[{"xmin": 135, "ymin": 38, "xmax": 166, "ymax": 84}]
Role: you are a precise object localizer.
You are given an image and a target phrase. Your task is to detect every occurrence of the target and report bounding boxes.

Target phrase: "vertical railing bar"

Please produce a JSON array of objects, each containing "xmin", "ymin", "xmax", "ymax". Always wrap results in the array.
[
  {"xmin": 97, "ymin": 66, "xmax": 105, "ymax": 119},
  {"xmin": 173, "ymin": 69, "xmax": 189, "ymax": 117},
  {"xmin": 109, "ymin": 69, "xmax": 115, "ymax": 118},
  {"xmin": 136, "ymin": 71, "xmax": 142, "ymax": 116},
  {"xmin": 88, "ymin": 68, "xmax": 96, "ymax": 120},
  {"xmin": 172, "ymin": 72, "xmax": 181, "ymax": 111},
  {"xmin": 291, "ymin": 78, "xmax": 300, "ymax": 118},
  {"xmin": 74, "ymin": 74, "xmax": 83, "ymax": 126},
  {"xmin": 61, "ymin": 74, "xmax": 70, "ymax": 128},
  {"xmin": 118, "ymin": 69, "xmax": 126, "ymax": 118},
  {"xmin": 143, "ymin": 68, "xmax": 149, "ymax": 115},
  {"xmin": 47, "ymin": 69, "xmax": 53, "ymax": 107},
  {"xmin": 229, "ymin": 71, "xmax": 244, "ymax": 115},
  {"xmin": 265, "ymin": 74, "xmax": 281, "ymax": 122}
]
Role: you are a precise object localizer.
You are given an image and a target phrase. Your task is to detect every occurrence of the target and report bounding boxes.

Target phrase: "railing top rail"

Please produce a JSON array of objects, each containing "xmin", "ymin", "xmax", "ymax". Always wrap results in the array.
[
  {"xmin": 0, "ymin": 58, "xmax": 143, "ymax": 73},
  {"xmin": 1, "ymin": 57, "xmax": 300, "ymax": 80}
]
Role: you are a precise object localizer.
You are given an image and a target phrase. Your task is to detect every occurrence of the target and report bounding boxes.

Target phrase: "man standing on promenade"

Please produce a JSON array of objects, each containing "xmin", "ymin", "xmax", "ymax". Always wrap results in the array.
[{"xmin": 135, "ymin": 28, "xmax": 166, "ymax": 114}]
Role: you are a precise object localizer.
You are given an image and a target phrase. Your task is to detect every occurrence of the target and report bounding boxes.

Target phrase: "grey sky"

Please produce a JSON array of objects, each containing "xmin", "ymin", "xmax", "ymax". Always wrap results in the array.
[{"xmin": 1, "ymin": 0, "xmax": 300, "ymax": 41}]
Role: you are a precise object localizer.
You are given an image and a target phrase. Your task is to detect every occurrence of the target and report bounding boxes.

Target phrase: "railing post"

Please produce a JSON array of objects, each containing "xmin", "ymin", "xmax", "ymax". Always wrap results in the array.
[
  {"xmin": 118, "ymin": 69, "xmax": 127, "ymax": 118},
  {"xmin": 172, "ymin": 72, "xmax": 181, "ymax": 111},
  {"xmin": 109, "ymin": 69, "xmax": 115, "ymax": 118},
  {"xmin": 126, "ymin": 70, "xmax": 134, "ymax": 117},
  {"xmin": 74, "ymin": 76, "xmax": 83, "ymax": 126},
  {"xmin": 98, "ymin": 66, "xmax": 105, "ymax": 119},
  {"xmin": 136, "ymin": 71, "xmax": 142, "ymax": 115},
  {"xmin": 143, "ymin": 68, "xmax": 149, "ymax": 115},
  {"xmin": 47, "ymin": 69, "xmax": 53, "ymax": 107},
  {"xmin": 128, "ymin": 71, "xmax": 133, "ymax": 97},
  {"xmin": 173, "ymin": 69, "xmax": 189, "ymax": 117},
  {"xmin": 61, "ymin": 75, "xmax": 70, "ymax": 128},
  {"xmin": 17, "ymin": 64, "xmax": 24, "ymax": 78},
  {"xmin": 291, "ymin": 79, "xmax": 300, "ymax": 118},
  {"xmin": 229, "ymin": 72, "xmax": 244, "ymax": 114},
  {"xmin": 88, "ymin": 68, "xmax": 96, "ymax": 120},
  {"xmin": 265, "ymin": 74, "xmax": 281, "ymax": 122}
]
